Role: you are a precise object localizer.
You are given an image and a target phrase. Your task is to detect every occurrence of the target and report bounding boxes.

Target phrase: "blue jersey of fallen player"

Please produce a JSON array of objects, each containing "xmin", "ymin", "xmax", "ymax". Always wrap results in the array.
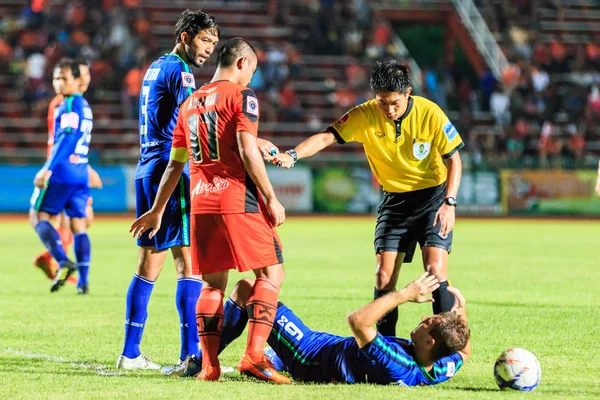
[
  {"xmin": 43, "ymin": 94, "xmax": 92, "ymax": 185},
  {"xmin": 319, "ymin": 333, "xmax": 463, "ymax": 385},
  {"xmin": 135, "ymin": 53, "xmax": 196, "ymax": 179}
]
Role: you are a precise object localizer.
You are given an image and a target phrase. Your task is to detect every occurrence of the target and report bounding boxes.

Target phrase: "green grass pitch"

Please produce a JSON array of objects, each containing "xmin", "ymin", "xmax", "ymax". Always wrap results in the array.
[{"xmin": 0, "ymin": 216, "xmax": 599, "ymax": 399}]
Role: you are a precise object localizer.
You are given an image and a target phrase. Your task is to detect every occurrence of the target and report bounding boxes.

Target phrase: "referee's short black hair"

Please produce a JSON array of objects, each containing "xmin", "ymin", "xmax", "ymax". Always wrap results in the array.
[
  {"xmin": 370, "ymin": 60, "xmax": 411, "ymax": 95},
  {"xmin": 55, "ymin": 58, "xmax": 81, "ymax": 78},
  {"xmin": 174, "ymin": 9, "xmax": 220, "ymax": 43},
  {"xmin": 217, "ymin": 37, "xmax": 257, "ymax": 68}
]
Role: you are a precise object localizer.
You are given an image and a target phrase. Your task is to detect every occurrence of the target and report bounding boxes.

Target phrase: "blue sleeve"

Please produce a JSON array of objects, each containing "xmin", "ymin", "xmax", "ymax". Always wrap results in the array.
[
  {"xmin": 431, "ymin": 353, "xmax": 463, "ymax": 384},
  {"xmin": 44, "ymin": 97, "xmax": 83, "ymax": 172},
  {"xmin": 359, "ymin": 333, "xmax": 415, "ymax": 383},
  {"xmin": 168, "ymin": 62, "xmax": 196, "ymax": 107}
]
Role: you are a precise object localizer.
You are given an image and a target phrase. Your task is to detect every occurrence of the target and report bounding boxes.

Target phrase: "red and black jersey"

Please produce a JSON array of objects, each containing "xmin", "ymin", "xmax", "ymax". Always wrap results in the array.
[{"xmin": 172, "ymin": 80, "xmax": 262, "ymax": 214}]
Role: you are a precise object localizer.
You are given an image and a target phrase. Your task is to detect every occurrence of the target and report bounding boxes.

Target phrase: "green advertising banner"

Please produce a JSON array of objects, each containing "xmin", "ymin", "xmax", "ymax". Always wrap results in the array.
[
  {"xmin": 500, "ymin": 170, "xmax": 600, "ymax": 215},
  {"xmin": 312, "ymin": 167, "xmax": 380, "ymax": 213}
]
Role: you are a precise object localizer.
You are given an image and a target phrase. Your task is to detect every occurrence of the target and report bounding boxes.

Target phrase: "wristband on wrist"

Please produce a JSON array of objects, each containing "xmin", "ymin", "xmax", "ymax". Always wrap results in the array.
[{"xmin": 285, "ymin": 149, "xmax": 298, "ymax": 167}]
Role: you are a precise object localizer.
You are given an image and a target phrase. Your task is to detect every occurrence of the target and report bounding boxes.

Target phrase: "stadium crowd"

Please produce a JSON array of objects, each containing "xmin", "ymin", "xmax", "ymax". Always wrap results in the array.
[{"xmin": 1, "ymin": 0, "xmax": 599, "ymax": 168}]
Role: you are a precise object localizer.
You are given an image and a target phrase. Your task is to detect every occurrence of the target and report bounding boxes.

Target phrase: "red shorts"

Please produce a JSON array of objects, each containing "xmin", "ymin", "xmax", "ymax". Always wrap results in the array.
[{"xmin": 191, "ymin": 211, "xmax": 284, "ymax": 275}]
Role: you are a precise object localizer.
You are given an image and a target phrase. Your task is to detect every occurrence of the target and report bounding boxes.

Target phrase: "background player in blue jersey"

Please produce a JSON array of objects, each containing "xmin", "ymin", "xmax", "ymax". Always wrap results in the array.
[
  {"xmin": 117, "ymin": 10, "xmax": 220, "ymax": 371},
  {"xmin": 180, "ymin": 273, "xmax": 470, "ymax": 385},
  {"xmin": 30, "ymin": 58, "xmax": 94, "ymax": 295}
]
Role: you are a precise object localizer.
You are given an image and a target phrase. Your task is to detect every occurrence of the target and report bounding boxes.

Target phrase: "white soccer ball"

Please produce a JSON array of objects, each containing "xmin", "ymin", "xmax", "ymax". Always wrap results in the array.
[{"xmin": 494, "ymin": 348, "xmax": 541, "ymax": 391}]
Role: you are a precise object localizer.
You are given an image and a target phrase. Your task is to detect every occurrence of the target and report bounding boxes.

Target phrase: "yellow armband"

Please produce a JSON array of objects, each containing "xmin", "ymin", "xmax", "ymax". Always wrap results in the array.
[{"xmin": 170, "ymin": 147, "xmax": 188, "ymax": 163}]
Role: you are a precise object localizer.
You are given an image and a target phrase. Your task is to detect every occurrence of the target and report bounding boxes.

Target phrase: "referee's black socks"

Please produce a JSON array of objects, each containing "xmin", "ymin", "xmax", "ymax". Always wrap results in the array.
[
  {"xmin": 374, "ymin": 288, "xmax": 398, "ymax": 336},
  {"xmin": 432, "ymin": 281, "xmax": 455, "ymax": 314}
]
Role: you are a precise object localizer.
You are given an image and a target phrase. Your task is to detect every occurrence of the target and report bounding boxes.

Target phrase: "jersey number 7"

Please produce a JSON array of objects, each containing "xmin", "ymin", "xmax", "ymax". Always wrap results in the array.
[{"xmin": 188, "ymin": 111, "xmax": 219, "ymax": 163}]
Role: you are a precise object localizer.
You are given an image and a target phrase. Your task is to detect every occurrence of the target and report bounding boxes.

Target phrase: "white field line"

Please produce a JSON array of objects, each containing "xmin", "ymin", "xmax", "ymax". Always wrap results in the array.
[{"xmin": 1, "ymin": 348, "xmax": 121, "ymax": 376}]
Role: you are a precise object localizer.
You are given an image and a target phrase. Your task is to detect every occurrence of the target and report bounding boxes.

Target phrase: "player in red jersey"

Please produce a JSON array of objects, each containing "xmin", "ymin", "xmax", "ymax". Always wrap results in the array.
[
  {"xmin": 33, "ymin": 59, "xmax": 102, "ymax": 288},
  {"xmin": 131, "ymin": 38, "xmax": 289, "ymax": 383}
]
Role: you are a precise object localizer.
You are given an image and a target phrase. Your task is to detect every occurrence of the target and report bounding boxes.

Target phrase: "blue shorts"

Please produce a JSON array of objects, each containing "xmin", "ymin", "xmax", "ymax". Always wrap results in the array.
[
  {"xmin": 30, "ymin": 181, "xmax": 90, "ymax": 218},
  {"xmin": 267, "ymin": 302, "xmax": 343, "ymax": 382},
  {"xmin": 135, "ymin": 174, "xmax": 190, "ymax": 251}
]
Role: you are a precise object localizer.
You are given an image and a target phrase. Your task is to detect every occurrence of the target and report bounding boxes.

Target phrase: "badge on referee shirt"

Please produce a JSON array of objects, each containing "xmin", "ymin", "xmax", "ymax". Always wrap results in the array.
[{"xmin": 413, "ymin": 139, "xmax": 431, "ymax": 160}]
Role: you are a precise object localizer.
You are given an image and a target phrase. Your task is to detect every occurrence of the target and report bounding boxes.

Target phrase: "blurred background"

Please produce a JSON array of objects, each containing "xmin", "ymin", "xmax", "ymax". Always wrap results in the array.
[{"xmin": 0, "ymin": 0, "xmax": 599, "ymax": 216}]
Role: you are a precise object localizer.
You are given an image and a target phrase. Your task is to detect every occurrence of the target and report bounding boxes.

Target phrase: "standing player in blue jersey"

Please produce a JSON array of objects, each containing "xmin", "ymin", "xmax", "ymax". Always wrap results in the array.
[
  {"xmin": 116, "ymin": 10, "xmax": 220, "ymax": 371},
  {"xmin": 30, "ymin": 58, "xmax": 94, "ymax": 295},
  {"xmin": 181, "ymin": 273, "xmax": 470, "ymax": 385}
]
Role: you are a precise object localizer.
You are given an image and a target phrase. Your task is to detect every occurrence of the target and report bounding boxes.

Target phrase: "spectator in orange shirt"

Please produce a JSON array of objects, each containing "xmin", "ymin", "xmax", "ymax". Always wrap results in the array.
[{"xmin": 123, "ymin": 65, "xmax": 143, "ymax": 118}]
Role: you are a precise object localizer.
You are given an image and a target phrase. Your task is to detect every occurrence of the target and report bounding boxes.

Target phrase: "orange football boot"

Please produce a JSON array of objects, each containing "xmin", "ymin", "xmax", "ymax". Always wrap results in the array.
[
  {"xmin": 238, "ymin": 354, "xmax": 291, "ymax": 384},
  {"xmin": 197, "ymin": 365, "xmax": 221, "ymax": 382},
  {"xmin": 33, "ymin": 253, "xmax": 56, "ymax": 280}
]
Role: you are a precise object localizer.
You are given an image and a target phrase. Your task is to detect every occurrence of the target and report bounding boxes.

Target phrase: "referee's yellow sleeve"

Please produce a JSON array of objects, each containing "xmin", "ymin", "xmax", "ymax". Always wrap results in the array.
[{"xmin": 170, "ymin": 147, "xmax": 188, "ymax": 163}]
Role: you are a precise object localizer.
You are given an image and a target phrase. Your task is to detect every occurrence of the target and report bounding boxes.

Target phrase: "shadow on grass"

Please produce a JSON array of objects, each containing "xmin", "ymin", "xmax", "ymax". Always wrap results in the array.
[{"xmin": 470, "ymin": 300, "xmax": 594, "ymax": 311}]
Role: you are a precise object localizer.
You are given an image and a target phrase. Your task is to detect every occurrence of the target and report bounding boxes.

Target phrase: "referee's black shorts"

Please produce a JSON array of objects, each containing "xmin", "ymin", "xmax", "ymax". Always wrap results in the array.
[{"xmin": 374, "ymin": 183, "xmax": 452, "ymax": 263}]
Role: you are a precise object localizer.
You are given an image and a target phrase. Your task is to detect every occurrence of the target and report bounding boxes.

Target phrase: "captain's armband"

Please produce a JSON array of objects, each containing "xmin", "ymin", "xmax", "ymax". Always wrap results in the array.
[{"xmin": 170, "ymin": 147, "xmax": 188, "ymax": 163}]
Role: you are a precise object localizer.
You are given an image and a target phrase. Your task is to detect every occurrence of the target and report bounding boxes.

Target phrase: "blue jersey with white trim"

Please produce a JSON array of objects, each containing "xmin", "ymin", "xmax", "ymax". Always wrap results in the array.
[
  {"xmin": 135, "ymin": 54, "xmax": 196, "ymax": 179},
  {"xmin": 44, "ymin": 94, "xmax": 92, "ymax": 185},
  {"xmin": 320, "ymin": 333, "xmax": 463, "ymax": 385}
]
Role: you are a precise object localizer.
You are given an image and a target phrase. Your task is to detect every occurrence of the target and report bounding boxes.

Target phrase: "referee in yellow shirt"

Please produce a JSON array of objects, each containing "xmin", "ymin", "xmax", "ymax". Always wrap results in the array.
[{"xmin": 268, "ymin": 61, "xmax": 464, "ymax": 336}]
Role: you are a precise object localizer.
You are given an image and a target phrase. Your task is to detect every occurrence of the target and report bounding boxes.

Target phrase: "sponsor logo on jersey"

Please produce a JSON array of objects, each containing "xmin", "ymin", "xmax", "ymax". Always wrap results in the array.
[
  {"xmin": 246, "ymin": 96, "xmax": 259, "ymax": 116},
  {"xmin": 446, "ymin": 361, "xmax": 456, "ymax": 377},
  {"xmin": 181, "ymin": 72, "xmax": 195, "ymax": 88},
  {"xmin": 60, "ymin": 112, "xmax": 80, "ymax": 129},
  {"xmin": 191, "ymin": 177, "xmax": 230, "ymax": 198},
  {"xmin": 442, "ymin": 120, "xmax": 458, "ymax": 142},
  {"xmin": 140, "ymin": 140, "xmax": 161, "ymax": 148}
]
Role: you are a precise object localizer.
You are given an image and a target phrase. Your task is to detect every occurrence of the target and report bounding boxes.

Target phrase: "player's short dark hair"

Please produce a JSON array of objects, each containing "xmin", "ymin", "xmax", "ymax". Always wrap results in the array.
[
  {"xmin": 369, "ymin": 60, "xmax": 411, "ymax": 94},
  {"xmin": 174, "ymin": 9, "xmax": 220, "ymax": 44},
  {"xmin": 216, "ymin": 37, "xmax": 257, "ymax": 68},
  {"xmin": 55, "ymin": 58, "xmax": 81, "ymax": 78},
  {"xmin": 429, "ymin": 312, "xmax": 470, "ymax": 360}
]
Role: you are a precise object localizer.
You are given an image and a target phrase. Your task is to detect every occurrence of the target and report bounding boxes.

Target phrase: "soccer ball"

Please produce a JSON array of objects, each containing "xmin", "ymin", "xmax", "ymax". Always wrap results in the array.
[{"xmin": 494, "ymin": 348, "xmax": 541, "ymax": 391}]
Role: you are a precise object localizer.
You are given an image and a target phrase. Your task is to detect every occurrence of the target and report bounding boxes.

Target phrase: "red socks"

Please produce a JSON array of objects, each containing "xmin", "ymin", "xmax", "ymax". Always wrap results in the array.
[
  {"xmin": 196, "ymin": 287, "xmax": 224, "ymax": 369},
  {"xmin": 245, "ymin": 278, "xmax": 279, "ymax": 362}
]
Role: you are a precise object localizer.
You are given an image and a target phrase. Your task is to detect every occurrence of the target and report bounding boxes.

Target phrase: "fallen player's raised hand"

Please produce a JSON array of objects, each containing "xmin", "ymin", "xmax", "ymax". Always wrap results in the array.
[
  {"xmin": 404, "ymin": 272, "xmax": 440, "ymax": 303},
  {"xmin": 130, "ymin": 211, "xmax": 162, "ymax": 239},
  {"xmin": 447, "ymin": 286, "xmax": 466, "ymax": 316}
]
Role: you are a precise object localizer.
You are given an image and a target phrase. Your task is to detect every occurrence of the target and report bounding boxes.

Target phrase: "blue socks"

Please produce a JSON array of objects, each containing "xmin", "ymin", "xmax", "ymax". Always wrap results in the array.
[
  {"xmin": 176, "ymin": 278, "xmax": 202, "ymax": 360},
  {"xmin": 122, "ymin": 274, "xmax": 155, "ymax": 359},
  {"xmin": 195, "ymin": 298, "xmax": 248, "ymax": 359},
  {"xmin": 73, "ymin": 233, "xmax": 90, "ymax": 288},
  {"xmin": 35, "ymin": 221, "xmax": 69, "ymax": 265}
]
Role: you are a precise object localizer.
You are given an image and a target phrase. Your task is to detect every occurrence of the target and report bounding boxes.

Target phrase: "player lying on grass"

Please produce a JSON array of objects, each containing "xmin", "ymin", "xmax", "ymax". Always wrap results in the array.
[{"xmin": 175, "ymin": 272, "xmax": 470, "ymax": 385}]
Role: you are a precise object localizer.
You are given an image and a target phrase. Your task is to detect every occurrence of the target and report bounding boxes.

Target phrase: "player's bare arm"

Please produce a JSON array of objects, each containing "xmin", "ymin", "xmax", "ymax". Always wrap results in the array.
[
  {"xmin": 87, "ymin": 165, "xmax": 103, "ymax": 189},
  {"xmin": 130, "ymin": 156, "xmax": 186, "ymax": 239},
  {"xmin": 447, "ymin": 286, "xmax": 471, "ymax": 361},
  {"xmin": 434, "ymin": 151, "xmax": 462, "ymax": 237},
  {"xmin": 347, "ymin": 272, "xmax": 440, "ymax": 348},
  {"xmin": 237, "ymin": 130, "xmax": 285, "ymax": 226},
  {"xmin": 264, "ymin": 131, "xmax": 337, "ymax": 168}
]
